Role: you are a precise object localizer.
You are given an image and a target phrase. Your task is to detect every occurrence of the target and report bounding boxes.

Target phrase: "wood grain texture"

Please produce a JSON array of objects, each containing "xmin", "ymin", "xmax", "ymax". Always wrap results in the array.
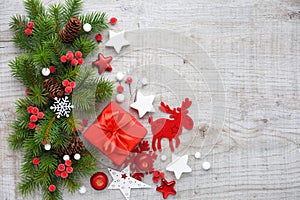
[{"xmin": 1, "ymin": 0, "xmax": 300, "ymax": 199}]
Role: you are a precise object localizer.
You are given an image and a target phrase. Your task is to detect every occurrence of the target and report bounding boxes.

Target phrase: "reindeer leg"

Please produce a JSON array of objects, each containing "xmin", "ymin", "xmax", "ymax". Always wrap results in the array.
[
  {"xmin": 169, "ymin": 138, "xmax": 175, "ymax": 152},
  {"xmin": 152, "ymin": 136, "xmax": 157, "ymax": 151},
  {"xmin": 157, "ymin": 138, "xmax": 162, "ymax": 152},
  {"xmin": 175, "ymin": 136, "xmax": 180, "ymax": 148}
]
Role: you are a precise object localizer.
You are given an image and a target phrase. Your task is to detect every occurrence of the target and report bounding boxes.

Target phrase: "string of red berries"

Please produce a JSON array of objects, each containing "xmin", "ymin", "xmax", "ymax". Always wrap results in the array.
[
  {"xmin": 62, "ymin": 80, "xmax": 76, "ymax": 94},
  {"xmin": 60, "ymin": 51, "xmax": 84, "ymax": 66},
  {"xmin": 150, "ymin": 170, "xmax": 165, "ymax": 183},
  {"xmin": 27, "ymin": 106, "xmax": 44, "ymax": 129},
  {"xmin": 25, "ymin": 21, "xmax": 34, "ymax": 35},
  {"xmin": 55, "ymin": 159, "xmax": 73, "ymax": 179}
]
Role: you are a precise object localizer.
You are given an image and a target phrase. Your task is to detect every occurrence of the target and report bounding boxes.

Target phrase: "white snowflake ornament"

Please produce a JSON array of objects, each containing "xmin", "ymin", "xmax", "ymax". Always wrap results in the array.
[{"xmin": 50, "ymin": 96, "xmax": 74, "ymax": 118}]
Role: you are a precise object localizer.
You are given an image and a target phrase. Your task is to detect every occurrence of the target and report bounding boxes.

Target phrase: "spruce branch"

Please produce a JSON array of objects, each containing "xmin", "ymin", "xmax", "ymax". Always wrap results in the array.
[
  {"xmin": 48, "ymin": 3, "xmax": 64, "ymax": 33},
  {"xmin": 24, "ymin": 0, "xmax": 45, "ymax": 20},
  {"xmin": 79, "ymin": 12, "xmax": 108, "ymax": 34},
  {"xmin": 27, "ymin": 85, "xmax": 47, "ymax": 107},
  {"xmin": 72, "ymin": 36, "xmax": 97, "ymax": 57},
  {"xmin": 62, "ymin": 0, "xmax": 83, "ymax": 22}
]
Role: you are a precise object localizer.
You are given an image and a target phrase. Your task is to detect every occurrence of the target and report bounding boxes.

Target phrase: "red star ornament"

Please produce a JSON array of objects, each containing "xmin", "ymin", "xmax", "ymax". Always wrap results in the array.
[
  {"xmin": 156, "ymin": 178, "xmax": 177, "ymax": 199},
  {"xmin": 92, "ymin": 53, "xmax": 112, "ymax": 74}
]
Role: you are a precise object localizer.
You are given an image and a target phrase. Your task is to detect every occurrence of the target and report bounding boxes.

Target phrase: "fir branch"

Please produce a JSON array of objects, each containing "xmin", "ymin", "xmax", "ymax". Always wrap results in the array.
[
  {"xmin": 79, "ymin": 12, "xmax": 108, "ymax": 34},
  {"xmin": 71, "ymin": 36, "xmax": 97, "ymax": 57},
  {"xmin": 72, "ymin": 150, "xmax": 97, "ymax": 177},
  {"xmin": 8, "ymin": 121, "xmax": 33, "ymax": 150},
  {"xmin": 24, "ymin": 0, "xmax": 45, "ymax": 20},
  {"xmin": 33, "ymin": 44, "xmax": 54, "ymax": 67},
  {"xmin": 18, "ymin": 176, "xmax": 37, "ymax": 196},
  {"xmin": 47, "ymin": 3, "xmax": 64, "ymax": 33},
  {"xmin": 42, "ymin": 35, "xmax": 66, "ymax": 66},
  {"xmin": 95, "ymin": 77, "xmax": 114, "ymax": 102},
  {"xmin": 62, "ymin": 0, "xmax": 83, "ymax": 22},
  {"xmin": 27, "ymin": 85, "xmax": 47, "ymax": 107},
  {"xmin": 9, "ymin": 15, "xmax": 27, "ymax": 31},
  {"xmin": 61, "ymin": 178, "xmax": 80, "ymax": 193},
  {"xmin": 32, "ymin": 15, "xmax": 55, "ymax": 43}
]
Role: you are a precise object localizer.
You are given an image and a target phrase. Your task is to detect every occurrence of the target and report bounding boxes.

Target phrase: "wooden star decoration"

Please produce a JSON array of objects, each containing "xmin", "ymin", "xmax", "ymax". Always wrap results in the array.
[
  {"xmin": 105, "ymin": 30, "xmax": 130, "ymax": 54},
  {"xmin": 92, "ymin": 53, "xmax": 112, "ymax": 74},
  {"xmin": 156, "ymin": 178, "xmax": 177, "ymax": 199},
  {"xmin": 166, "ymin": 154, "xmax": 192, "ymax": 179}
]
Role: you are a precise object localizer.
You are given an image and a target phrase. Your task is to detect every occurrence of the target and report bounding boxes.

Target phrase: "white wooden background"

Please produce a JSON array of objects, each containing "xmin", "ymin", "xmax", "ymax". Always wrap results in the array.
[{"xmin": 1, "ymin": 0, "xmax": 300, "ymax": 199}]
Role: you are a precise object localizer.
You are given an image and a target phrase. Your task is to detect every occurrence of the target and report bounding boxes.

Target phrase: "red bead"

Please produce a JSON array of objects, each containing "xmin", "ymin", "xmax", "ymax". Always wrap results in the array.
[
  {"xmin": 62, "ymin": 79, "xmax": 69, "ymax": 87},
  {"xmin": 28, "ymin": 122, "xmax": 36, "ymax": 129},
  {"xmin": 75, "ymin": 51, "xmax": 82, "ymax": 58},
  {"xmin": 48, "ymin": 184, "xmax": 56, "ymax": 192},
  {"xmin": 90, "ymin": 172, "xmax": 108, "ymax": 190},
  {"xmin": 32, "ymin": 107, "xmax": 39, "ymax": 115},
  {"xmin": 60, "ymin": 55, "xmax": 67, "ymax": 63},
  {"xmin": 153, "ymin": 170, "xmax": 160, "ymax": 177},
  {"xmin": 71, "ymin": 59, "xmax": 78, "ymax": 66},
  {"xmin": 66, "ymin": 51, "xmax": 74, "ymax": 61},
  {"xmin": 37, "ymin": 112, "xmax": 44, "ymax": 119},
  {"xmin": 125, "ymin": 77, "xmax": 132, "ymax": 84},
  {"xmin": 27, "ymin": 22, "xmax": 34, "ymax": 29},
  {"xmin": 65, "ymin": 86, "xmax": 72, "ymax": 93},
  {"xmin": 60, "ymin": 171, "xmax": 68, "ymax": 178},
  {"xmin": 110, "ymin": 17, "xmax": 117, "ymax": 25},
  {"xmin": 27, "ymin": 106, "xmax": 33, "ymax": 113},
  {"xmin": 117, "ymin": 85, "xmax": 124, "ymax": 93},
  {"xmin": 55, "ymin": 169, "xmax": 61, "ymax": 177},
  {"xmin": 49, "ymin": 66, "xmax": 55, "ymax": 73},
  {"xmin": 159, "ymin": 172, "xmax": 165, "ymax": 178},
  {"xmin": 153, "ymin": 176, "xmax": 160, "ymax": 183},
  {"xmin": 32, "ymin": 157, "xmax": 40, "ymax": 165},
  {"xmin": 66, "ymin": 166, "xmax": 73, "ymax": 174},
  {"xmin": 30, "ymin": 115, "xmax": 38, "ymax": 122},
  {"xmin": 95, "ymin": 34, "xmax": 102, "ymax": 42},
  {"xmin": 69, "ymin": 82, "xmax": 76, "ymax": 88},
  {"xmin": 106, "ymin": 65, "xmax": 112, "ymax": 72},
  {"xmin": 58, "ymin": 164, "xmax": 65, "ymax": 172},
  {"xmin": 65, "ymin": 159, "xmax": 72, "ymax": 167},
  {"xmin": 77, "ymin": 58, "xmax": 84, "ymax": 65},
  {"xmin": 25, "ymin": 28, "xmax": 32, "ymax": 35}
]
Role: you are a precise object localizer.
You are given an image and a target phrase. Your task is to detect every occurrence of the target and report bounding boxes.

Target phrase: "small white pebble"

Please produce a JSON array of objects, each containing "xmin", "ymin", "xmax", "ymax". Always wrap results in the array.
[
  {"xmin": 116, "ymin": 72, "xmax": 125, "ymax": 81},
  {"xmin": 161, "ymin": 155, "xmax": 167, "ymax": 161},
  {"xmin": 116, "ymin": 94, "xmax": 125, "ymax": 103},
  {"xmin": 44, "ymin": 144, "xmax": 51, "ymax": 151},
  {"xmin": 83, "ymin": 23, "xmax": 92, "ymax": 32},
  {"xmin": 194, "ymin": 152, "xmax": 201, "ymax": 159},
  {"xmin": 78, "ymin": 186, "xmax": 87, "ymax": 194},
  {"xmin": 74, "ymin": 153, "xmax": 81, "ymax": 160},
  {"xmin": 63, "ymin": 155, "xmax": 70, "ymax": 161},
  {"xmin": 202, "ymin": 161, "xmax": 211, "ymax": 170},
  {"xmin": 141, "ymin": 78, "xmax": 148, "ymax": 86},
  {"xmin": 41, "ymin": 68, "xmax": 50, "ymax": 76}
]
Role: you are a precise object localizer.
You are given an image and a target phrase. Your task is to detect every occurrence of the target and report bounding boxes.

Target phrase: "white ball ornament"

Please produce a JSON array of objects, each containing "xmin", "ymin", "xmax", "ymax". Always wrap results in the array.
[
  {"xmin": 63, "ymin": 155, "xmax": 70, "ymax": 161},
  {"xmin": 116, "ymin": 72, "xmax": 125, "ymax": 81},
  {"xmin": 202, "ymin": 161, "xmax": 211, "ymax": 170},
  {"xmin": 78, "ymin": 186, "xmax": 87, "ymax": 194},
  {"xmin": 141, "ymin": 78, "xmax": 148, "ymax": 86},
  {"xmin": 74, "ymin": 153, "xmax": 81, "ymax": 160},
  {"xmin": 44, "ymin": 144, "xmax": 51, "ymax": 151},
  {"xmin": 41, "ymin": 68, "xmax": 50, "ymax": 76},
  {"xmin": 83, "ymin": 23, "xmax": 92, "ymax": 32},
  {"xmin": 194, "ymin": 152, "xmax": 201, "ymax": 159},
  {"xmin": 116, "ymin": 93, "xmax": 125, "ymax": 103},
  {"xmin": 161, "ymin": 155, "xmax": 167, "ymax": 161}
]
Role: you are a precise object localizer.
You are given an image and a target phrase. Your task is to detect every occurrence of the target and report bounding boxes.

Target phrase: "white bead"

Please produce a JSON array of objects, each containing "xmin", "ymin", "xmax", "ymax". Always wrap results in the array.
[
  {"xmin": 44, "ymin": 144, "xmax": 51, "ymax": 151},
  {"xmin": 78, "ymin": 186, "xmax": 87, "ymax": 194},
  {"xmin": 141, "ymin": 78, "xmax": 148, "ymax": 86},
  {"xmin": 74, "ymin": 153, "xmax": 81, "ymax": 160},
  {"xmin": 194, "ymin": 152, "xmax": 201, "ymax": 159},
  {"xmin": 41, "ymin": 68, "xmax": 50, "ymax": 76},
  {"xmin": 161, "ymin": 155, "xmax": 167, "ymax": 161},
  {"xmin": 202, "ymin": 161, "xmax": 211, "ymax": 170},
  {"xmin": 116, "ymin": 72, "xmax": 125, "ymax": 81},
  {"xmin": 83, "ymin": 23, "xmax": 92, "ymax": 32},
  {"xmin": 116, "ymin": 94, "xmax": 125, "ymax": 103},
  {"xmin": 63, "ymin": 155, "xmax": 70, "ymax": 161}
]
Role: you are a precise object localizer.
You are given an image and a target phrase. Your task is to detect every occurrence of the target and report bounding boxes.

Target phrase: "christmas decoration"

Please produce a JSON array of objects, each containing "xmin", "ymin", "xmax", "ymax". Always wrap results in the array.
[
  {"xmin": 166, "ymin": 154, "xmax": 192, "ymax": 179},
  {"xmin": 130, "ymin": 91, "xmax": 155, "ymax": 118},
  {"xmin": 156, "ymin": 178, "xmax": 177, "ymax": 199},
  {"xmin": 108, "ymin": 166, "xmax": 151, "ymax": 200},
  {"xmin": 151, "ymin": 170, "xmax": 165, "ymax": 183},
  {"xmin": 116, "ymin": 93, "xmax": 125, "ymax": 103},
  {"xmin": 63, "ymin": 155, "xmax": 70, "ymax": 161},
  {"xmin": 78, "ymin": 186, "xmax": 87, "ymax": 194},
  {"xmin": 50, "ymin": 96, "xmax": 74, "ymax": 118},
  {"xmin": 59, "ymin": 17, "xmax": 81, "ymax": 43},
  {"xmin": 90, "ymin": 172, "xmax": 109, "ymax": 190},
  {"xmin": 141, "ymin": 78, "xmax": 148, "ymax": 86},
  {"xmin": 92, "ymin": 53, "xmax": 112, "ymax": 74},
  {"xmin": 110, "ymin": 17, "xmax": 117, "ymax": 25},
  {"xmin": 83, "ymin": 23, "xmax": 92, "ymax": 32},
  {"xmin": 74, "ymin": 153, "xmax": 81, "ymax": 160},
  {"xmin": 117, "ymin": 85, "xmax": 124, "ymax": 93},
  {"xmin": 194, "ymin": 152, "xmax": 201, "ymax": 159},
  {"xmin": 105, "ymin": 30, "xmax": 130, "ymax": 54},
  {"xmin": 62, "ymin": 79, "xmax": 76, "ymax": 94},
  {"xmin": 84, "ymin": 101, "xmax": 148, "ymax": 165},
  {"xmin": 55, "ymin": 137, "xmax": 85, "ymax": 157},
  {"xmin": 95, "ymin": 33, "xmax": 102, "ymax": 42},
  {"xmin": 202, "ymin": 161, "xmax": 211, "ymax": 170},
  {"xmin": 8, "ymin": 1, "xmax": 112, "ymax": 199},
  {"xmin": 149, "ymin": 98, "xmax": 194, "ymax": 152},
  {"xmin": 116, "ymin": 71, "xmax": 125, "ymax": 81},
  {"xmin": 125, "ymin": 77, "xmax": 132, "ymax": 84}
]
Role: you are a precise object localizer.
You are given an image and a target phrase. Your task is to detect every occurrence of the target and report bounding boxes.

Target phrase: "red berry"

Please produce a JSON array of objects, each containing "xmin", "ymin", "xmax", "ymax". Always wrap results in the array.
[
  {"xmin": 32, "ymin": 157, "xmax": 40, "ymax": 165},
  {"xmin": 55, "ymin": 170, "xmax": 61, "ymax": 177},
  {"xmin": 27, "ymin": 22, "xmax": 34, "ymax": 29},
  {"xmin": 152, "ymin": 176, "xmax": 160, "ymax": 183},
  {"xmin": 37, "ymin": 112, "xmax": 44, "ymax": 119},
  {"xmin": 28, "ymin": 122, "xmax": 36, "ymax": 129},
  {"xmin": 125, "ymin": 77, "xmax": 132, "ymax": 84},
  {"xmin": 30, "ymin": 115, "xmax": 38, "ymax": 122},
  {"xmin": 77, "ymin": 58, "xmax": 84, "ymax": 65},
  {"xmin": 66, "ymin": 51, "xmax": 74, "ymax": 61},
  {"xmin": 75, "ymin": 51, "xmax": 82, "ymax": 58},
  {"xmin": 65, "ymin": 160, "xmax": 72, "ymax": 167},
  {"xmin": 49, "ymin": 66, "xmax": 55, "ymax": 73},
  {"xmin": 58, "ymin": 164, "xmax": 65, "ymax": 172},
  {"xmin": 62, "ymin": 79, "xmax": 69, "ymax": 87},
  {"xmin": 110, "ymin": 17, "xmax": 117, "ymax": 25},
  {"xmin": 117, "ymin": 85, "xmax": 124, "ymax": 93},
  {"xmin": 71, "ymin": 59, "xmax": 78, "ymax": 66},
  {"xmin": 60, "ymin": 55, "xmax": 67, "ymax": 63},
  {"xmin": 65, "ymin": 86, "xmax": 72, "ymax": 93},
  {"xmin": 61, "ymin": 171, "xmax": 68, "ymax": 178},
  {"xmin": 66, "ymin": 166, "xmax": 73, "ymax": 174},
  {"xmin": 25, "ymin": 88, "xmax": 30, "ymax": 95},
  {"xmin": 69, "ymin": 82, "xmax": 76, "ymax": 88},
  {"xmin": 27, "ymin": 106, "xmax": 33, "ymax": 113},
  {"xmin": 106, "ymin": 65, "xmax": 112, "ymax": 72},
  {"xmin": 90, "ymin": 172, "xmax": 108, "ymax": 190},
  {"xmin": 48, "ymin": 184, "xmax": 56, "ymax": 192},
  {"xmin": 32, "ymin": 107, "xmax": 39, "ymax": 115},
  {"xmin": 159, "ymin": 172, "xmax": 165, "ymax": 178},
  {"xmin": 153, "ymin": 170, "xmax": 160, "ymax": 177},
  {"xmin": 95, "ymin": 34, "xmax": 102, "ymax": 42},
  {"xmin": 25, "ymin": 28, "xmax": 32, "ymax": 35}
]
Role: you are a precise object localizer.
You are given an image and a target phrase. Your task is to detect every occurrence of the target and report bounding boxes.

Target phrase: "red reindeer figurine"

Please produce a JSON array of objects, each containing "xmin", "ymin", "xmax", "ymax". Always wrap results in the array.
[{"xmin": 149, "ymin": 98, "xmax": 194, "ymax": 152}]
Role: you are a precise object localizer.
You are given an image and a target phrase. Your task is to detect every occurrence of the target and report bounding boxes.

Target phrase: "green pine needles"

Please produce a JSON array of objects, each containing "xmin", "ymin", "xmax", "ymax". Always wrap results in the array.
[{"xmin": 8, "ymin": 0, "xmax": 113, "ymax": 199}]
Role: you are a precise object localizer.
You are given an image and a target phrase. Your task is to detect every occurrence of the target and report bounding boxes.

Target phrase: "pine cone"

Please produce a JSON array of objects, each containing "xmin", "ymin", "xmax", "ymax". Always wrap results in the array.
[
  {"xmin": 55, "ymin": 137, "xmax": 85, "ymax": 156},
  {"xmin": 42, "ymin": 78, "xmax": 64, "ymax": 99},
  {"xmin": 59, "ymin": 17, "xmax": 81, "ymax": 43}
]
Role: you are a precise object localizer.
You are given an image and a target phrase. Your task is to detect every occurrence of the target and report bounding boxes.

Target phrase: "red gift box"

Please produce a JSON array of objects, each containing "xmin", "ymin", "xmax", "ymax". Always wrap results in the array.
[{"xmin": 84, "ymin": 102, "xmax": 148, "ymax": 165}]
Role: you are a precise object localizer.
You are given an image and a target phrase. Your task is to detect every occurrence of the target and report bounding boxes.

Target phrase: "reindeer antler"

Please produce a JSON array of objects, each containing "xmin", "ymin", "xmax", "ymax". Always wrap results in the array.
[
  {"xmin": 181, "ymin": 98, "xmax": 192, "ymax": 110},
  {"xmin": 159, "ymin": 102, "xmax": 176, "ymax": 114}
]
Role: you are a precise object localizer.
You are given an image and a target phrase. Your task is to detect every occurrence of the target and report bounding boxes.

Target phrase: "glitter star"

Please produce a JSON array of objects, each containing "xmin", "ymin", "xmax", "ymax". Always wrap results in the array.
[
  {"xmin": 156, "ymin": 178, "xmax": 176, "ymax": 199},
  {"xmin": 92, "ymin": 53, "xmax": 112, "ymax": 74}
]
